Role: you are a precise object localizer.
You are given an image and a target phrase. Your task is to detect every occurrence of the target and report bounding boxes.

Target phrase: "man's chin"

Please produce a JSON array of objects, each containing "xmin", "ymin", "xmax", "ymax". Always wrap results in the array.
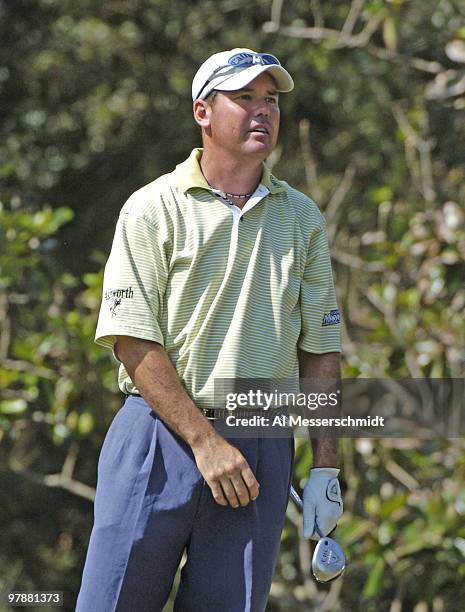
[{"xmin": 242, "ymin": 141, "xmax": 275, "ymax": 160}]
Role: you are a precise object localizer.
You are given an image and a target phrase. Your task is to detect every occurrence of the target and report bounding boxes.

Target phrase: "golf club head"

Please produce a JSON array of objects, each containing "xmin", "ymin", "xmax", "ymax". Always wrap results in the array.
[
  {"xmin": 289, "ymin": 487, "xmax": 346, "ymax": 583},
  {"xmin": 311, "ymin": 532, "xmax": 346, "ymax": 583}
]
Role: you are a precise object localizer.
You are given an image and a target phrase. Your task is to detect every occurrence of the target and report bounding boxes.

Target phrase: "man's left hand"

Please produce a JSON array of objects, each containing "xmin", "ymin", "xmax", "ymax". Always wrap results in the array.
[{"xmin": 303, "ymin": 467, "xmax": 343, "ymax": 540}]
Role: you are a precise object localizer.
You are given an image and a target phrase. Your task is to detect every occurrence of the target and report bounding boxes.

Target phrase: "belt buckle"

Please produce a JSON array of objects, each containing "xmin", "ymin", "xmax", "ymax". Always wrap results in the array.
[{"xmin": 202, "ymin": 408, "xmax": 217, "ymax": 420}]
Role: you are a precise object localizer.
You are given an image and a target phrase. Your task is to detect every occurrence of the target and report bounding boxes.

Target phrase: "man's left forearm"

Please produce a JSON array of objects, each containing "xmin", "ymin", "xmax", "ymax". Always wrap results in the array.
[{"xmin": 297, "ymin": 350, "xmax": 341, "ymax": 467}]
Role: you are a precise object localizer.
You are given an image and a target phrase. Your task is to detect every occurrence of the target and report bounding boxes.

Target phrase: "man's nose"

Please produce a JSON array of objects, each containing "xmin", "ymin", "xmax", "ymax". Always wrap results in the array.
[{"xmin": 253, "ymin": 97, "xmax": 270, "ymax": 116}]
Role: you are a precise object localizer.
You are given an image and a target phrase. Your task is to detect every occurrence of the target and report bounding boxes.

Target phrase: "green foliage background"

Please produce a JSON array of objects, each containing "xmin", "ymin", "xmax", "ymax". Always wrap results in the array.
[{"xmin": 1, "ymin": 0, "xmax": 465, "ymax": 610}]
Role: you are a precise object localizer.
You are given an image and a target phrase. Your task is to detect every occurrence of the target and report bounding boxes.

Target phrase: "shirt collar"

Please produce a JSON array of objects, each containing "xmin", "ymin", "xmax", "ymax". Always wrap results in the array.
[{"xmin": 175, "ymin": 148, "xmax": 286, "ymax": 195}]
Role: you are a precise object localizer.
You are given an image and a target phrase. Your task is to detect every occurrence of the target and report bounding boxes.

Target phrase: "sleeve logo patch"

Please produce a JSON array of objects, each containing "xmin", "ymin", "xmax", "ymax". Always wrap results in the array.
[
  {"xmin": 104, "ymin": 287, "xmax": 134, "ymax": 317},
  {"xmin": 321, "ymin": 309, "xmax": 340, "ymax": 326}
]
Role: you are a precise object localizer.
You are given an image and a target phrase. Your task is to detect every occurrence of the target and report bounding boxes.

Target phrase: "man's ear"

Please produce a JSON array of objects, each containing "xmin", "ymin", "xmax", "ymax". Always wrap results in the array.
[{"xmin": 193, "ymin": 99, "xmax": 211, "ymax": 129}]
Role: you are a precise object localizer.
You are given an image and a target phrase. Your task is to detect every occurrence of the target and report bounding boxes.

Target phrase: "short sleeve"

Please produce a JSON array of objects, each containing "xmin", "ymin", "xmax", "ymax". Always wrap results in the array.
[
  {"xmin": 95, "ymin": 210, "xmax": 170, "ymax": 351},
  {"xmin": 298, "ymin": 222, "xmax": 341, "ymax": 354}
]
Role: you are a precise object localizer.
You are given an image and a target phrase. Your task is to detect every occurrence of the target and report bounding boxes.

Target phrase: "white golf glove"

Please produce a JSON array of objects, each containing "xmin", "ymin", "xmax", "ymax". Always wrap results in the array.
[{"xmin": 303, "ymin": 467, "xmax": 343, "ymax": 540}]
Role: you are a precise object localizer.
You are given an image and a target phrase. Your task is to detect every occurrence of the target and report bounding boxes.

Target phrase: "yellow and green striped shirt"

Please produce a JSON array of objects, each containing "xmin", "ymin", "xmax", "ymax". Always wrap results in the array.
[{"xmin": 95, "ymin": 148, "xmax": 341, "ymax": 407}]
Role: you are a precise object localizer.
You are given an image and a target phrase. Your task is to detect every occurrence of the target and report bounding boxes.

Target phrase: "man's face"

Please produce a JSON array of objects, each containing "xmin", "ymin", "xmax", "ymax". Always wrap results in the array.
[{"xmin": 203, "ymin": 72, "xmax": 280, "ymax": 161}]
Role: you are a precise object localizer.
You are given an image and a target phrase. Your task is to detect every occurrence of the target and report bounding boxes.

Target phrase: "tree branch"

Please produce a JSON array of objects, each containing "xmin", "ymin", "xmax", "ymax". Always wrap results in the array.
[
  {"xmin": 331, "ymin": 248, "xmax": 385, "ymax": 272},
  {"xmin": 0, "ymin": 293, "xmax": 10, "ymax": 360},
  {"xmin": 342, "ymin": 0, "xmax": 366, "ymax": 36},
  {"xmin": 310, "ymin": 0, "xmax": 324, "ymax": 29},
  {"xmin": 264, "ymin": 12, "xmax": 383, "ymax": 47},
  {"xmin": 366, "ymin": 43, "xmax": 443, "ymax": 74},
  {"xmin": 263, "ymin": 9, "xmax": 444, "ymax": 75},
  {"xmin": 263, "ymin": 0, "xmax": 284, "ymax": 32},
  {"xmin": 298, "ymin": 119, "xmax": 321, "ymax": 201},
  {"xmin": 2, "ymin": 358, "xmax": 55, "ymax": 380},
  {"xmin": 364, "ymin": 287, "xmax": 424, "ymax": 378},
  {"xmin": 325, "ymin": 163, "xmax": 357, "ymax": 242},
  {"xmin": 9, "ymin": 441, "xmax": 96, "ymax": 502},
  {"xmin": 392, "ymin": 104, "xmax": 437, "ymax": 206}
]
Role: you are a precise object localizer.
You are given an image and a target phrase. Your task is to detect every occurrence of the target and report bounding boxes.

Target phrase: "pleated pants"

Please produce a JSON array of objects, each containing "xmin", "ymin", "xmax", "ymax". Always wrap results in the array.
[{"xmin": 75, "ymin": 395, "xmax": 294, "ymax": 612}]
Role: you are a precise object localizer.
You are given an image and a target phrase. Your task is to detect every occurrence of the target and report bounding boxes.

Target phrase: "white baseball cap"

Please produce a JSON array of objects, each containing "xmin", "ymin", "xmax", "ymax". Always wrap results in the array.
[{"xmin": 192, "ymin": 48, "xmax": 294, "ymax": 101}]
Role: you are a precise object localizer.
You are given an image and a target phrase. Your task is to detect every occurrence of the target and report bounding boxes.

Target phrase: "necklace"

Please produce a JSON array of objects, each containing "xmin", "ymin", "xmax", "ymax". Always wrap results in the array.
[
  {"xmin": 222, "ymin": 191, "xmax": 254, "ymax": 199},
  {"xmin": 213, "ymin": 189, "xmax": 254, "ymax": 207}
]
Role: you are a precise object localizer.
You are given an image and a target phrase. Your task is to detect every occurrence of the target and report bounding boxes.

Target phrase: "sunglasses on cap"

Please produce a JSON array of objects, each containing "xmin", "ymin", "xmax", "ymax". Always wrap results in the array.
[
  {"xmin": 228, "ymin": 52, "xmax": 280, "ymax": 67},
  {"xmin": 196, "ymin": 52, "xmax": 281, "ymax": 100}
]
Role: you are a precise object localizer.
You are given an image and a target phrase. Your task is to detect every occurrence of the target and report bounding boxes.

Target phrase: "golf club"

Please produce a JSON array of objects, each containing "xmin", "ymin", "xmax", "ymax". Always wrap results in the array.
[{"xmin": 290, "ymin": 485, "xmax": 346, "ymax": 583}]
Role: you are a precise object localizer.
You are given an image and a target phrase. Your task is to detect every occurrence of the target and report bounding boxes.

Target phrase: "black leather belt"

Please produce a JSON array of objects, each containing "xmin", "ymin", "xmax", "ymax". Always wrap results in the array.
[
  {"xmin": 125, "ymin": 394, "xmax": 286, "ymax": 421},
  {"xmin": 200, "ymin": 407, "xmax": 288, "ymax": 420}
]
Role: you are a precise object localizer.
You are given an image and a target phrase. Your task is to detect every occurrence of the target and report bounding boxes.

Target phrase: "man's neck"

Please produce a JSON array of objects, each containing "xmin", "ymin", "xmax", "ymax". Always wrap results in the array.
[{"xmin": 199, "ymin": 148, "xmax": 263, "ymax": 197}]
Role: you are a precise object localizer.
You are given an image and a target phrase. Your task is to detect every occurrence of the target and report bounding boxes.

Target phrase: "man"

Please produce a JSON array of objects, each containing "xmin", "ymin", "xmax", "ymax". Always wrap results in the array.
[{"xmin": 76, "ymin": 48, "xmax": 343, "ymax": 612}]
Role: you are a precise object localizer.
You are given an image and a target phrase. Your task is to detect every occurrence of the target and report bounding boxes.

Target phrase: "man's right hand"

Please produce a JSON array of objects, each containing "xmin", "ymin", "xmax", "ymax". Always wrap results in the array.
[
  {"xmin": 114, "ymin": 338, "xmax": 259, "ymax": 508},
  {"xmin": 192, "ymin": 433, "xmax": 260, "ymax": 508}
]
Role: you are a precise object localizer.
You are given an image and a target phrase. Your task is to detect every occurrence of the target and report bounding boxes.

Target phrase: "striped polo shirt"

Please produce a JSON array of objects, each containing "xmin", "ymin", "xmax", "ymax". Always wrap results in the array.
[{"xmin": 95, "ymin": 148, "xmax": 341, "ymax": 408}]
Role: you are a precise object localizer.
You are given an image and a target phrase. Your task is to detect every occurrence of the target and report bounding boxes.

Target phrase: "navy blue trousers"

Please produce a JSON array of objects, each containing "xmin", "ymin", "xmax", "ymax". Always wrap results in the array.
[{"xmin": 76, "ymin": 396, "xmax": 294, "ymax": 612}]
